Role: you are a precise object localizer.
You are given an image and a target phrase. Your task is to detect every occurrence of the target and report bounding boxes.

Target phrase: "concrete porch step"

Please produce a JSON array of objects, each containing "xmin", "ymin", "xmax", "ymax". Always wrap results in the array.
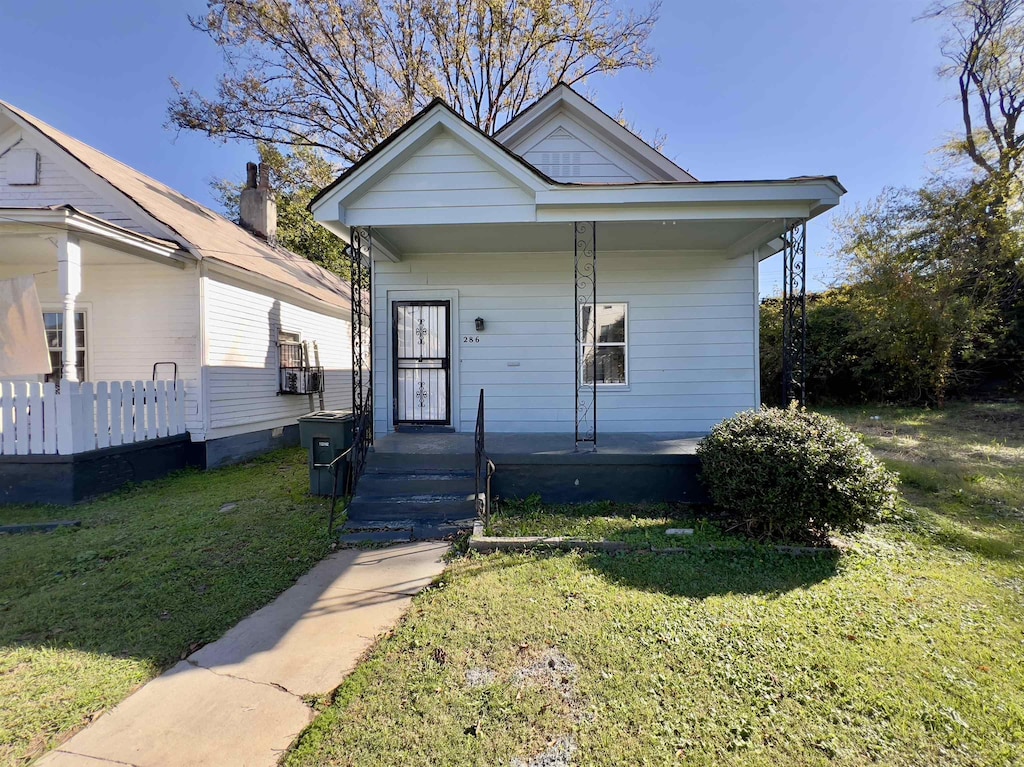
[
  {"xmin": 365, "ymin": 452, "xmax": 475, "ymax": 472},
  {"xmin": 339, "ymin": 517, "xmax": 474, "ymax": 543},
  {"xmin": 346, "ymin": 497, "xmax": 476, "ymax": 521},
  {"xmin": 337, "ymin": 529, "xmax": 413, "ymax": 544},
  {"xmin": 357, "ymin": 471, "xmax": 476, "ymax": 496}
]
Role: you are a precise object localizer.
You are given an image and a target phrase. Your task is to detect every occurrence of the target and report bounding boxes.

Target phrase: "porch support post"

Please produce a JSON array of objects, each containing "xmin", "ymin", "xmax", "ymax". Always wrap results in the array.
[
  {"xmin": 348, "ymin": 226, "xmax": 373, "ymax": 486},
  {"xmin": 57, "ymin": 233, "xmax": 82, "ymax": 383},
  {"xmin": 781, "ymin": 219, "xmax": 807, "ymax": 406},
  {"xmin": 574, "ymin": 221, "xmax": 597, "ymax": 449}
]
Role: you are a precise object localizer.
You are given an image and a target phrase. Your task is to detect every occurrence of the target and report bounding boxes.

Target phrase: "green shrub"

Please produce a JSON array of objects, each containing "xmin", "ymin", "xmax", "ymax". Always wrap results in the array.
[{"xmin": 696, "ymin": 407, "xmax": 898, "ymax": 543}]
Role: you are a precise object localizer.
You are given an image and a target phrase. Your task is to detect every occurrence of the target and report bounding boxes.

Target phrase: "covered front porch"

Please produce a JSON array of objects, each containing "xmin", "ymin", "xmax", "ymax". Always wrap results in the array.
[
  {"xmin": 1, "ymin": 206, "xmax": 193, "ymax": 475},
  {"xmin": 345, "ymin": 209, "xmax": 822, "ymax": 448},
  {"xmin": 311, "ymin": 109, "xmax": 840, "ymax": 449}
]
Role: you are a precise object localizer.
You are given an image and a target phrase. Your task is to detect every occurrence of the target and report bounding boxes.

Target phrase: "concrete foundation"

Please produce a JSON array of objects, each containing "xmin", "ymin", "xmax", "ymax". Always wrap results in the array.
[
  {"xmin": 0, "ymin": 435, "xmax": 190, "ymax": 505},
  {"xmin": 370, "ymin": 431, "xmax": 709, "ymax": 505},
  {"xmin": 194, "ymin": 424, "xmax": 301, "ymax": 469}
]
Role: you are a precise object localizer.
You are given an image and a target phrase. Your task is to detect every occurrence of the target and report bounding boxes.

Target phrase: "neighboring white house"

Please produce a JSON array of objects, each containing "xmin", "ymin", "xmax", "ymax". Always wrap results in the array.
[
  {"xmin": 309, "ymin": 83, "xmax": 843, "ymax": 442},
  {"xmin": 0, "ymin": 100, "xmax": 352, "ymax": 488}
]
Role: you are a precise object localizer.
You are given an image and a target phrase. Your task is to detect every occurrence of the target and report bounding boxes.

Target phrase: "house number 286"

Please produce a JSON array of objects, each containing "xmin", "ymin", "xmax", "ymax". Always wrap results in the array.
[{"xmin": 463, "ymin": 336, "xmax": 481, "ymax": 343}]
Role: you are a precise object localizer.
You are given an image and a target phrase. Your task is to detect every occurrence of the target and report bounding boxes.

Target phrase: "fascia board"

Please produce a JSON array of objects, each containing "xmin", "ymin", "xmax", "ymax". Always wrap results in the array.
[
  {"xmin": 535, "ymin": 180, "xmax": 842, "ymax": 209},
  {"xmin": 535, "ymin": 201, "xmax": 815, "ymax": 223}
]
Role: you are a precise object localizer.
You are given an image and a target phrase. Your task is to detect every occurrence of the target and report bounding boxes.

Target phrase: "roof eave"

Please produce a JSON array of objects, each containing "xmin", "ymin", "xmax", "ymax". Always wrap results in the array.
[{"xmin": 0, "ymin": 205, "xmax": 191, "ymax": 265}]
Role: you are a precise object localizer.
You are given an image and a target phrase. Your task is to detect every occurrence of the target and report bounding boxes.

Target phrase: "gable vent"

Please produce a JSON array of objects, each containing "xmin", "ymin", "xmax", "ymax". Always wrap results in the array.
[
  {"xmin": 535, "ymin": 151, "xmax": 581, "ymax": 179},
  {"xmin": 6, "ymin": 149, "xmax": 39, "ymax": 185}
]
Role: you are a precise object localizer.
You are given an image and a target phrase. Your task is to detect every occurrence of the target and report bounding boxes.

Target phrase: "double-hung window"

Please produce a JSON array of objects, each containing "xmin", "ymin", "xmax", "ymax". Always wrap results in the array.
[
  {"xmin": 580, "ymin": 302, "xmax": 628, "ymax": 386},
  {"xmin": 42, "ymin": 311, "xmax": 86, "ymax": 383}
]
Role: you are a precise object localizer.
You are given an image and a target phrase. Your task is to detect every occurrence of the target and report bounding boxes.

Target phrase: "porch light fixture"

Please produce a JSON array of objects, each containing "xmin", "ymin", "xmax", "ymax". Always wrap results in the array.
[{"xmin": 475, "ymin": 317, "xmax": 485, "ymax": 331}]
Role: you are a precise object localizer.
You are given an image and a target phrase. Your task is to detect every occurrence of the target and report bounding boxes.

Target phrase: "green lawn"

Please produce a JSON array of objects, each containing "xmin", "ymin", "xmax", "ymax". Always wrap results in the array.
[
  {"xmin": 0, "ymin": 448, "xmax": 334, "ymax": 766},
  {"xmin": 287, "ymin": 403, "xmax": 1024, "ymax": 766},
  {"xmin": 486, "ymin": 497, "xmax": 738, "ymax": 548}
]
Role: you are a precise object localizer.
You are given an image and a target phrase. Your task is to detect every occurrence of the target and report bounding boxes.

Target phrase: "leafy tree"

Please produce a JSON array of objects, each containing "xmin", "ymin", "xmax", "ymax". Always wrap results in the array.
[
  {"xmin": 833, "ymin": 179, "xmax": 1021, "ymax": 404},
  {"xmin": 174, "ymin": 0, "xmax": 661, "ymax": 270},
  {"xmin": 760, "ymin": 288, "xmax": 882, "ymax": 406},
  {"xmin": 214, "ymin": 144, "xmax": 350, "ymax": 278}
]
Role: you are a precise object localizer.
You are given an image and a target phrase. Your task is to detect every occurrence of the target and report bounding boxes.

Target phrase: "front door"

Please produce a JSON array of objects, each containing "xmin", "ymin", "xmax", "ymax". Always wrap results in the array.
[{"xmin": 393, "ymin": 301, "xmax": 451, "ymax": 426}]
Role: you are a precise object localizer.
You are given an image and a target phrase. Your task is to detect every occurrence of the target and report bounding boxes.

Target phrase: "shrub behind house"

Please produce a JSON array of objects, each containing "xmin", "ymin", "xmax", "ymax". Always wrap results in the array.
[{"xmin": 697, "ymin": 408, "xmax": 897, "ymax": 542}]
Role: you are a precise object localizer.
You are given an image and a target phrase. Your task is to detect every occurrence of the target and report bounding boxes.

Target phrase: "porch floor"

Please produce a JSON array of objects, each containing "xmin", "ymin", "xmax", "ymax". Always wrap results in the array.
[
  {"xmin": 363, "ymin": 432, "xmax": 707, "ymax": 508},
  {"xmin": 372, "ymin": 431, "xmax": 701, "ymax": 463}
]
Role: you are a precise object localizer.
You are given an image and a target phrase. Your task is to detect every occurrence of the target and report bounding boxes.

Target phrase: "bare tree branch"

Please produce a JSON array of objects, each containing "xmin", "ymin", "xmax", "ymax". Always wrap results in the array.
[
  {"xmin": 169, "ymin": 0, "xmax": 660, "ymax": 164},
  {"xmin": 923, "ymin": 0, "xmax": 1024, "ymax": 182}
]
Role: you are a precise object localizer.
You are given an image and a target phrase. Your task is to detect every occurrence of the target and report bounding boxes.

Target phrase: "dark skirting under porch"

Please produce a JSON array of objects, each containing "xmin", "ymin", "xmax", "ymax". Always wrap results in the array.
[
  {"xmin": 0, "ymin": 435, "xmax": 191, "ymax": 505},
  {"xmin": 370, "ymin": 432, "xmax": 708, "ymax": 505}
]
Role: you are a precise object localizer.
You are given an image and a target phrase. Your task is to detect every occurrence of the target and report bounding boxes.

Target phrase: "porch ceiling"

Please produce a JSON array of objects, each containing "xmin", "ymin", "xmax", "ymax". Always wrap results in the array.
[{"xmin": 371, "ymin": 218, "xmax": 785, "ymax": 257}]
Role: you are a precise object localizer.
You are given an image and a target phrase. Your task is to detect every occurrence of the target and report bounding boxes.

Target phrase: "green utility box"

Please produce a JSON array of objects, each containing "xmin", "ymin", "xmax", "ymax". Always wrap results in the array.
[{"xmin": 297, "ymin": 410, "xmax": 354, "ymax": 496}]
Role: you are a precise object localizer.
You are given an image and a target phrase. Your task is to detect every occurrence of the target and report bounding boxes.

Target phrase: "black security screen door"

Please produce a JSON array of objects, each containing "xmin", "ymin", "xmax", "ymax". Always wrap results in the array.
[{"xmin": 393, "ymin": 301, "xmax": 451, "ymax": 425}]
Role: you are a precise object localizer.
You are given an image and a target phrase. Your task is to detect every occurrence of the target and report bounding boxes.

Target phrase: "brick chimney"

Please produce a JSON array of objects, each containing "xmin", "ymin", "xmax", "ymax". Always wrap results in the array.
[{"xmin": 239, "ymin": 162, "xmax": 277, "ymax": 242}]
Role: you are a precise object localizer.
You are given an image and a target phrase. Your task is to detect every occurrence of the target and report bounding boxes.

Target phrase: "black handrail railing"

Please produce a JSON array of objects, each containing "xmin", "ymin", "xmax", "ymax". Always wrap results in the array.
[
  {"xmin": 474, "ymin": 389, "xmax": 495, "ymax": 529},
  {"xmin": 318, "ymin": 448, "xmax": 351, "ymax": 537},
  {"xmin": 318, "ymin": 408, "xmax": 371, "ymax": 537},
  {"xmin": 348, "ymin": 409, "xmax": 372, "ymax": 495}
]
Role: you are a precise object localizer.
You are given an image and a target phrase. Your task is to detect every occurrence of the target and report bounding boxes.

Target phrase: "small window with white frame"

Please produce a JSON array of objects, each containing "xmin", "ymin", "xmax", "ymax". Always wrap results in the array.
[
  {"xmin": 580, "ymin": 302, "xmax": 628, "ymax": 386},
  {"xmin": 42, "ymin": 310, "xmax": 87, "ymax": 383}
]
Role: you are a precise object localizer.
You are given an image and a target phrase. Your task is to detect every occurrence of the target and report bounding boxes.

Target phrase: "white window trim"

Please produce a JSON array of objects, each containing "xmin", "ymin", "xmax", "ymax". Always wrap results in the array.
[
  {"xmin": 41, "ymin": 303, "xmax": 92, "ymax": 383},
  {"xmin": 579, "ymin": 301, "xmax": 629, "ymax": 388}
]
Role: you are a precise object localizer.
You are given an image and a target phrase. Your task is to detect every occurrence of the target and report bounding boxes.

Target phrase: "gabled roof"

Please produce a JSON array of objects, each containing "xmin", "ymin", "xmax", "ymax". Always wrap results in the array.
[
  {"xmin": 493, "ymin": 82, "xmax": 696, "ymax": 182},
  {"xmin": 311, "ymin": 86, "xmax": 698, "ymax": 212},
  {"xmin": 0, "ymin": 101, "xmax": 350, "ymax": 310},
  {"xmin": 309, "ymin": 93, "xmax": 845, "ymax": 238},
  {"xmin": 309, "ymin": 97, "xmax": 559, "ymax": 211}
]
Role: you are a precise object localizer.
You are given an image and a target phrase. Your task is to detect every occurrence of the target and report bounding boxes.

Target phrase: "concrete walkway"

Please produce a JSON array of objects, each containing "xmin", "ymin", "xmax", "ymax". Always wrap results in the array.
[{"xmin": 38, "ymin": 542, "xmax": 449, "ymax": 767}]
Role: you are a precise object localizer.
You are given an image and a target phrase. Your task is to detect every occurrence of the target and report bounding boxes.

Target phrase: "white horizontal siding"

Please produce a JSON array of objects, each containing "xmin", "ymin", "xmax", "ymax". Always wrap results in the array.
[
  {"xmin": 204, "ymin": 275, "xmax": 351, "ymax": 433},
  {"xmin": 0, "ymin": 260, "xmax": 203, "ymax": 427},
  {"xmin": 502, "ymin": 114, "xmax": 654, "ymax": 183},
  {"xmin": 373, "ymin": 248, "xmax": 758, "ymax": 435},
  {"xmin": 348, "ymin": 133, "xmax": 535, "ymax": 225},
  {"xmin": 522, "ymin": 126, "xmax": 638, "ymax": 183},
  {"xmin": 0, "ymin": 132, "xmax": 145, "ymax": 233}
]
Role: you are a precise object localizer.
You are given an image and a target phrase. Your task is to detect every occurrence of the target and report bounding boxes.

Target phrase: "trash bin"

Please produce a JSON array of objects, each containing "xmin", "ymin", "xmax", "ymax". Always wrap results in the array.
[{"xmin": 297, "ymin": 410, "xmax": 354, "ymax": 496}]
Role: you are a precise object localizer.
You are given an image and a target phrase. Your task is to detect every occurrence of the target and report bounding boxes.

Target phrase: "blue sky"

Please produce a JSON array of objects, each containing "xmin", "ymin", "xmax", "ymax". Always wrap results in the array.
[{"xmin": 0, "ymin": 0, "xmax": 962, "ymax": 292}]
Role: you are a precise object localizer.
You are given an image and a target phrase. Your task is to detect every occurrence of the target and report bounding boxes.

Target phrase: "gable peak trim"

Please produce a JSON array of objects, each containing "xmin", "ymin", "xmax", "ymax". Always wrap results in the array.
[{"xmin": 494, "ymin": 82, "xmax": 696, "ymax": 183}]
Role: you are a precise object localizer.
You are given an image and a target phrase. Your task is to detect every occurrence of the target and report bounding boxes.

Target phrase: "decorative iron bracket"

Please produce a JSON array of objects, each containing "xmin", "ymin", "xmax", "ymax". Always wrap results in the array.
[
  {"xmin": 781, "ymin": 218, "xmax": 807, "ymax": 407},
  {"xmin": 574, "ymin": 221, "xmax": 597, "ymax": 449}
]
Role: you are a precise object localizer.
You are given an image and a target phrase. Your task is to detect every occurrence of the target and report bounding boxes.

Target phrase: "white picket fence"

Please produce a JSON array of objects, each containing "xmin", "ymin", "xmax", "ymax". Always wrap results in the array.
[{"xmin": 0, "ymin": 380, "xmax": 188, "ymax": 456}]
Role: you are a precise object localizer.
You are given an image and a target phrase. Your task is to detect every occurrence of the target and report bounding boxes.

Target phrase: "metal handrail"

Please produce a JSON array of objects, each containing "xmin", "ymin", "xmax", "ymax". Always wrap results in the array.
[
  {"xmin": 474, "ymin": 389, "xmax": 495, "ymax": 529},
  {"xmin": 316, "ymin": 407, "xmax": 372, "ymax": 538},
  {"xmin": 315, "ymin": 448, "xmax": 351, "ymax": 536},
  {"xmin": 348, "ymin": 409, "xmax": 372, "ymax": 495}
]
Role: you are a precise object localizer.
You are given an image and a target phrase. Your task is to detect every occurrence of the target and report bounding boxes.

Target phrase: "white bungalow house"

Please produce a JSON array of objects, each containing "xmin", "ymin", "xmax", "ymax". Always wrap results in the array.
[
  {"xmin": 309, "ymin": 84, "xmax": 843, "ymax": 450},
  {"xmin": 0, "ymin": 100, "xmax": 352, "ymax": 503}
]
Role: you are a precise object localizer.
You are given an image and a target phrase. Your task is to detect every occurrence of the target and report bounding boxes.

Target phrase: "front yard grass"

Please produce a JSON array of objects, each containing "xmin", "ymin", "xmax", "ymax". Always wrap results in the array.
[
  {"xmin": 287, "ymin": 403, "xmax": 1024, "ymax": 766},
  {"xmin": 0, "ymin": 448, "xmax": 333, "ymax": 766},
  {"xmin": 486, "ymin": 497, "xmax": 738, "ymax": 548}
]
